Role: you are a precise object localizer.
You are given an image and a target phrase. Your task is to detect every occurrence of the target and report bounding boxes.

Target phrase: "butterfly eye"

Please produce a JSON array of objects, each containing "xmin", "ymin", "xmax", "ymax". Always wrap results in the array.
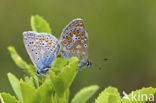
[
  {"xmin": 87, "ymin": 61, "xmax": 92, "ymax": 67},
  {"xmin": 36, "ymin": 70, "xmax": 40, "ymax": 76}
]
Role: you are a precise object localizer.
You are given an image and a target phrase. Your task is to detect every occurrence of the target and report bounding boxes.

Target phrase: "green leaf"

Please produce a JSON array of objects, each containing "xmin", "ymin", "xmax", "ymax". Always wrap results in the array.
[
  {"xmin": 7, "ymin": 73, "xmax": 23, "ymax": 103},
  {"xmin": 53, "ymin": 57, "xmax": 69, "ymax": 71},
  {"xmin": 65, "ymin": 89, "xmax": 70, "ymax": 103},
  {"xmin": 0, "ymin": 93, "xmax": 20, "ymax": 103},
  {"xmin": 24, "ymin": 75, "xmax": 40, "ymax": 89},
  {"xmin": 24, "ymin": 76, "xmax": 35, "ymax": 88},
  {"xmin": 71, "ymin": 85, "xmax": 99, "ymax": 103},
  {"xmin": 33, "ymin": 76, "xmax": 39, "ymax": 88},
  {"xmin": 37, "ymin": 82, "xmax": 53, "ymax": 103},
  {"xmin": 20, "ymin": 80, "xmax": 40, "ymax": 103},
  {"xmin": 31, "ymin": 15, "xmax": 51, "ymax": 34},
  {"xmin": 49, "ymin": 57, "xmax": 79, "ymax": 97},
  {"xmin": 122, "ymin": 87, "xmax": 156, "ymax": 103},
  {"xmin": 95, "ymin": 86, "xmax": 121, "ymax": 103},
  {"xmin": 8, "ymin": 46, "xmax": 36, "ymax": 76}
]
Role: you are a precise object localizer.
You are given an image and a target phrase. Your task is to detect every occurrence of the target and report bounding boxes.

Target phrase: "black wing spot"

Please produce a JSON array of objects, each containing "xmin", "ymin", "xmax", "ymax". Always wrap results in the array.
[{"xmin": 84, "ymin": 44, "xmax": 87, "ymax": 47}]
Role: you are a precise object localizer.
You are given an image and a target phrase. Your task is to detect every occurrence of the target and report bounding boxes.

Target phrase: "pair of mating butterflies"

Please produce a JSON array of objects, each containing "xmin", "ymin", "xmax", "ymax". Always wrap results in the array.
[{"xmin": 23, "ymin": 18, "xmax": 92, "ymax": 76}]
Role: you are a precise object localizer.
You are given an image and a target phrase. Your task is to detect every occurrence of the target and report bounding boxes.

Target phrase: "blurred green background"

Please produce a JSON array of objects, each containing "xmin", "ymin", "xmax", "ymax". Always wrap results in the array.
[{"xmin": 0, "ymin": 0, "xmax": 156, "ymax": 102}]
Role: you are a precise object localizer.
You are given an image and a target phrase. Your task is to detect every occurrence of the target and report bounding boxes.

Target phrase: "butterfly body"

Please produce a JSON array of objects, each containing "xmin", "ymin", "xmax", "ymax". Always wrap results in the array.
[
  {"xmin": 23, "ymin": 31, "xmax": 60, "ymax": 75},
  {"xmin": 60, "ymin": 18, "xmax": 91, "ymax": 68}
]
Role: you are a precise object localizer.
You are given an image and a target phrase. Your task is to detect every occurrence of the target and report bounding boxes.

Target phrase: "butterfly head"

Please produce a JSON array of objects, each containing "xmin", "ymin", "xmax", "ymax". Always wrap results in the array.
[
  {"xmin": 79, "ymin": 60, "xmax": 92, "ymax": 69},
  {"xmin": 86, "ymin": 60, "xmax": 92, "ymax": 67},
  {"xmin": 36, "ymin": 68, "xmax": 49, "ymax": 76}
]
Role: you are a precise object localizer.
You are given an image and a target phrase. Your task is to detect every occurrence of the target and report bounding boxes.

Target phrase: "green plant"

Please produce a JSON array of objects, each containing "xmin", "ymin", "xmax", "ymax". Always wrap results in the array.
[{"xmin": 0, "ymin": 15, "xmax": 156, "ymax": 103}]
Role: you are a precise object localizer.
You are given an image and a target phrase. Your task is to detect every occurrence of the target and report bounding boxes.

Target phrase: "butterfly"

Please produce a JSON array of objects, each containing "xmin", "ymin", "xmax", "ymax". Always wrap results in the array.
[
  {"xmin": 23, "ymin": 31, "xmax": 60, "ymax": 75},
  {"xmin": 60, "ymin": 18, "xmax": 92, "ymax": 69}
]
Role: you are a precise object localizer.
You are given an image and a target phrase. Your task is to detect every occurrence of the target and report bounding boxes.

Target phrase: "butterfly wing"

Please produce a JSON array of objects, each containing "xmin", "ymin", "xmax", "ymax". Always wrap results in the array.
[
  {"xmin": 23, "ymin": 31, "xmax": 60, "ymax": 74},
  {"xmin": 60, "ymin": 18, "xmax": 88, "ymax": 66}
]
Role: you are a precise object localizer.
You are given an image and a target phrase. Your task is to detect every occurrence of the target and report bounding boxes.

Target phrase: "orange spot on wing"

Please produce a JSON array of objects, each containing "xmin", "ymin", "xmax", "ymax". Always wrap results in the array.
[
  {"xmin": 45, "ymin": 39, "xmax": 49, "ymax": 42},
  {"xmin": 84, "ymin": 36, "xmax": 87, "ymax": 39},
  {"xmin": 49, "ymin": 41, "xmax": 52, "ymax": 44},
  {"xmin": 76, "ymin": 24, "xmax": 79, "ymax": 26},
  {"xmin": 72, "ymin": 31, "xmax": 76, "ymax": 34},
  {"xmin": 80, "ymin": 33, "xmax": 85, "ymax": 36},
  {"xmin": 69, "ymin": 33, "xmax": 73, "ymax": 37},
  {"xmin": 79, "ymin": 23, "xmax": 83, "ymax": 26},
  {"xmin": 73, "ymin": 24, "xmax": 79, "ymax": 27},
  {"xmin": 77, "ymin": 30, "xmax": 80, "ymax": 33},
  {"xmin": 52, "ymin": 44, "xmax": 56, "ymax": 48},
  {"xmin": 65, "ymin": 36, "xmax": 70, "ymax": 39},
  {"xmin": 62, "ymin": 41, "xmax": 67, "ymax": 45}
]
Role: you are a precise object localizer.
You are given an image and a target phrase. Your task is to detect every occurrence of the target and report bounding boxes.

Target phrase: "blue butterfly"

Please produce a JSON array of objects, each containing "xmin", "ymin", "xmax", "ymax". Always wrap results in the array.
[
  {"xmin": 60, "ymin": 18, "xmax": 92, "ymax": 69},
  {"xmin": 23, "ymin": 31, "xmax": 60, "ymax": 75}
]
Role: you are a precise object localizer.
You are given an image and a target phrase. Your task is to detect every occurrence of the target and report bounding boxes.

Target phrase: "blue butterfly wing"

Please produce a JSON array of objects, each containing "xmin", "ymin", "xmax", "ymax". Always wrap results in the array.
[
  {"xmin": 60, "ymin": 18, "xmax": 89, "ymax": 66},
  {"xmin": 23, "ymin": 31, "xmax": 60, "ymax": 74},
  {"xmin": 36, "ymin": 43, "xmax": 60, "ymax": 70}
]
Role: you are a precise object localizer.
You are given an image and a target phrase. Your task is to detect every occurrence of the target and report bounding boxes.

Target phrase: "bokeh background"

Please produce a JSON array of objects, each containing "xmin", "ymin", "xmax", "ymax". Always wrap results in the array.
[{"xmin": 0, "ymin": 0, "xmax": 156, "ymax": 102}]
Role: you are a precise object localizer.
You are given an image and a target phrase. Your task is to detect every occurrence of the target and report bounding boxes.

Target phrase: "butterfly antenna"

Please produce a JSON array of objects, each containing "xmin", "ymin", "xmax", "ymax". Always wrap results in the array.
[
  {"xmin": 93, "ymin": 62, "xmax": 102, "ymax": 70},
  {"xmin": 90, "ymin": 58, "xmax": 110, "ymax": 70},
  {"xmin": 93, "ymin": 58, "xmax": 110, "ymax": 62}
]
